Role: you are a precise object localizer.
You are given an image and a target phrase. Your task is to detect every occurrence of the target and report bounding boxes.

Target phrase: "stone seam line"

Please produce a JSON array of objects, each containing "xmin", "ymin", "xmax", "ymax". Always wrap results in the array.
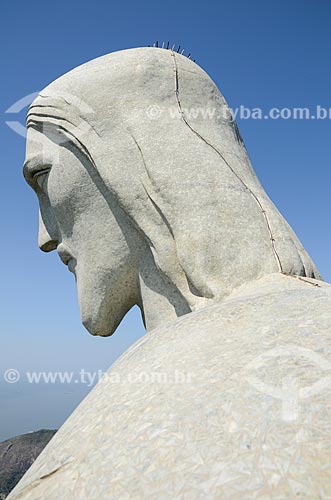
[{"xmin": 171, "ymin": 51, "xmax": 322, "ymax": 289}]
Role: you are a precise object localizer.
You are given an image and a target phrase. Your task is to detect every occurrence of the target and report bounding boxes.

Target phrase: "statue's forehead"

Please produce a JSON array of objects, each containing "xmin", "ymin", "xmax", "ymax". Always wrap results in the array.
[{"xmin": 26, "ymin": 127, "xmax": 47, "ymax": 149}]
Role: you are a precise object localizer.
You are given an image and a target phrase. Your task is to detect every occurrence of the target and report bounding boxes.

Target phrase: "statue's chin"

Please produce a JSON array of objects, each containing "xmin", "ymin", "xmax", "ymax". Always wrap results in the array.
[
  {"xmin": 77, "ymin": 287, "xmax": 115, "ymax": 337},
  {"xmin": 81, "ymin": 310, "xmax": 118, "ymax": 337},
  {"xmin": 82, "ymin": 318, "xmax": 112, "ymax": 337},
  {"xmin": 76, "ymin": 266, "xmax": 135, "ymax": 337},
  {"xmin": 79, "ymin": 291, "xmax": 128, "ymax": 337}
]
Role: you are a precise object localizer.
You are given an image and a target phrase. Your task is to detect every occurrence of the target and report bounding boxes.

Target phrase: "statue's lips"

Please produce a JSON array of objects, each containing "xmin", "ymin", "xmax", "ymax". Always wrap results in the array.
[
  {"xmin": 67, "ymin": 259, "xmax": 77, "ymax": 274},
  {"xmin": 57, "ymin": 244, "xmax": 76, "ymax": 274}
]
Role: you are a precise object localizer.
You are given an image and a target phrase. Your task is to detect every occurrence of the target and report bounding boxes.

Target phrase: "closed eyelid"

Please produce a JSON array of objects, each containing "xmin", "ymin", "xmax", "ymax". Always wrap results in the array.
[
  {"xmin": 33, "ymin": 167, "xmax": 52, "ymax": 178},
  {"xmin": 23, "ymin": 159, "xmax": 52, "ymax": 183}
]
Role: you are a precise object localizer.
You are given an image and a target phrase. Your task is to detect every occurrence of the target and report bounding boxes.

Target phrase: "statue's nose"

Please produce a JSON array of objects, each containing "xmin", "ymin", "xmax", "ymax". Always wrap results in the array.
[{"xmin": 38, "ymin": 210, "xmax": 58, "ymax": 252}]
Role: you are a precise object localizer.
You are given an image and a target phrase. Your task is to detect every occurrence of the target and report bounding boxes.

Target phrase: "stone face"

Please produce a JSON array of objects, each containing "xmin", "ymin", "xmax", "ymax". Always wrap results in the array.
[
  {"xmin": 23, "ymin": 47, "xmax": 320, "ymax": 336},
  {"xmin": 14, "ymin": 47, "xmax": 331, "ymax": 497}
]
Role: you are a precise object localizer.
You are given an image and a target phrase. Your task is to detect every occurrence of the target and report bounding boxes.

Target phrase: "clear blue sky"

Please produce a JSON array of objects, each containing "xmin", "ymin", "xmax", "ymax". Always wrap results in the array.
[{"xmin": 1, "ymin": 0, "xmax": 330, "ymax": 441}]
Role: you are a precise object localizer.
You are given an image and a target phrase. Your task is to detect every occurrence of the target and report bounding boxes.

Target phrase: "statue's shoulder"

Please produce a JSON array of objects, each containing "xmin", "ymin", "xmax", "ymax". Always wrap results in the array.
[
  {"xmin": 119, "ymin": 274, "xmax": 331, "ymax": 366},
  {"xmin": 9, "ymin": 275, "xmax": 331, "ymax": 499}
]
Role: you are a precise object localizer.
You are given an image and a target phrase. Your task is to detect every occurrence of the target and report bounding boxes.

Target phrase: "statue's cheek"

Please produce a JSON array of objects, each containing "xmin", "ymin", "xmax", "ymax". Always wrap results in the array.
[{"xmin": 44, "ymin": 175, "xmax": 80, "ymax": 226}]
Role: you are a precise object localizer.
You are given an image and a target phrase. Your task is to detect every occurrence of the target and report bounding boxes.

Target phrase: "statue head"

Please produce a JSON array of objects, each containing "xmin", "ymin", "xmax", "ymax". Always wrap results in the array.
[{"xmin": 23, "ymin": 47, "xmax": 321, "ymax": 336}]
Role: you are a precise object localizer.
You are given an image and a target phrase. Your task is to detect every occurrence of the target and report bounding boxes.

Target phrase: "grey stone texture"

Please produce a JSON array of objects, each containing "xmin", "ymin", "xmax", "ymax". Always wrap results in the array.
[{"xmin": 11, "ymin": 48, "xmax": 331, "ymax": 498}]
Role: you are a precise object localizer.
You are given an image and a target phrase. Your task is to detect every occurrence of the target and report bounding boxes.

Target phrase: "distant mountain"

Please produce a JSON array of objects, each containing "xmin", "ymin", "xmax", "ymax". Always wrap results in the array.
[{"xmin": 0, "ymin": 429, "xmax": 57, "ymax": 498}]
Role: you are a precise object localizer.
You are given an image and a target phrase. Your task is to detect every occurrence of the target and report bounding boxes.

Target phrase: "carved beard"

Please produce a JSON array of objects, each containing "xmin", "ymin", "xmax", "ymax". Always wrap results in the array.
[{"xmin": 76, "ymin": 260, "xmax": 137, "ymax": 337}]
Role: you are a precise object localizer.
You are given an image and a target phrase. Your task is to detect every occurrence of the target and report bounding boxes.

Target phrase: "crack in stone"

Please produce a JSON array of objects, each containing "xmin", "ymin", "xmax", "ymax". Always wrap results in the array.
[
  {"xmin": 10, "ymin": 462, "xmax": 72, "ymax": 499},
  {"xmin": 284, "ymin": 273, "xmax": 322, "ymax": 288},
  {"xmin": 170, "ymin": 51, "xmax": 284, "ymax": 274},
  {"xmin": 129, "ymin": 131, "xmax": 211, "ymax": 302},
  {"xmin": 129, "ymin": 131, "xmax": 176, "ymax": 240}
]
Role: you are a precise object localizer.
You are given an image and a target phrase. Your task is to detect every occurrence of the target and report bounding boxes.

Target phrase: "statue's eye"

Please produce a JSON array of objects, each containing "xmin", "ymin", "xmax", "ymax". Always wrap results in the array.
[{"xmin": 33, "ymin": 168, "xmax": 50, "ymax": 190}]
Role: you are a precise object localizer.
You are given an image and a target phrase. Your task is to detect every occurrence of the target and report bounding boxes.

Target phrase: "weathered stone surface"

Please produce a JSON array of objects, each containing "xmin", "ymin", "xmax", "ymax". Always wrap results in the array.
[
  {"xmin": 9, "ymin": 276, "xmax": 331, "ymax": 498},
  {"xmin": 13, "ymin": 48, "xmax": 331, "ymax": 498},
  {"xmin": 23, "ymin": 47, "xmax": 320, "ymax": 336}
]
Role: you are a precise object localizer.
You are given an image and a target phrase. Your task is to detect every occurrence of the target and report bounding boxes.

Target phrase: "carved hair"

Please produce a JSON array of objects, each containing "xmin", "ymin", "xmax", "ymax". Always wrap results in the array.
[{"xmin": 27, "ymin": 48, "xmax": 321, "ymax": 309}]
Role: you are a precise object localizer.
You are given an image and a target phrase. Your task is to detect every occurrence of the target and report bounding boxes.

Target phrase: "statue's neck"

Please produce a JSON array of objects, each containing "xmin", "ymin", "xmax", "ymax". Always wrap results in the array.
[
  {"xmin": 138, "ymin": 251, "xmax": 192, "ymax": 331},
  {"xmin": 138, "ymin": 258, "xmax": 324, "ymax": 332}
]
